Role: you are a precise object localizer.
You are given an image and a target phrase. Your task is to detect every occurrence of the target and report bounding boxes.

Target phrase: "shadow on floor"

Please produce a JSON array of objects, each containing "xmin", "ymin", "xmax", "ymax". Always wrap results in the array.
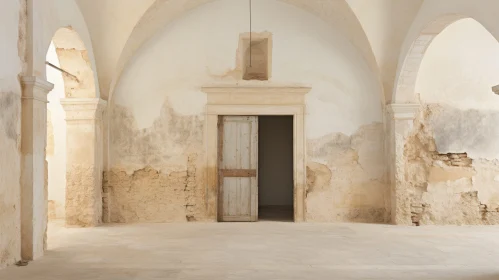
[{"xmin": 258, "ymin": 205, "xmax": 293, "ymax": 222}]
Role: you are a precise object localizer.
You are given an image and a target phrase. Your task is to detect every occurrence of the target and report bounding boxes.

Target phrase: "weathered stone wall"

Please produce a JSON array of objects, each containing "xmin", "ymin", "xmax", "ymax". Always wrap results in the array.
[{"xmin": 404, "ymin": 104, "xmax": 499, "ymax": 225}]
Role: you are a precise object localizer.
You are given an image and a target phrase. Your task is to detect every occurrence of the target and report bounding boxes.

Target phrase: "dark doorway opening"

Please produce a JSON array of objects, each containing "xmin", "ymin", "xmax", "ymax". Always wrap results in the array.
[{"xmin": 258, "ymin": 116, "xmax": 294, "ymax": 222}]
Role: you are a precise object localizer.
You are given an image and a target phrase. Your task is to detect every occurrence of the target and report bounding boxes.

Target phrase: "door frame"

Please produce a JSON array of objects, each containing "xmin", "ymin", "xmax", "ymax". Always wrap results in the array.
[{"xmin": 202, "ymin": 83, "xmax": 311, "ymax": 222}]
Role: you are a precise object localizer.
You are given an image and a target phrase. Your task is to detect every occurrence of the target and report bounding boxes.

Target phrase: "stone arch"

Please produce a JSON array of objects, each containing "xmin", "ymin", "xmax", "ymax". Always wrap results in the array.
[
  {"xmin": 107, "ymin": 0, "xmax": 380, "ymax": 103},
  {"xmin": 392, "ymin": 14, "xmax": 498, "ymax": 103},
  {"xmin": 51, "ymin": 27, "xmax": 97, "ymax": 98},
  {"xmin": 43, "ymin": 26, "xmax": 107, "ymax": 228}
]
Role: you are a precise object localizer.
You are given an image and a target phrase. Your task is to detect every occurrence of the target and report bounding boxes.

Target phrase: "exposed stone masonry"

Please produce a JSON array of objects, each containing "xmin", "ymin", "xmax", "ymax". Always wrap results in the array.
[
  {"xmin": 104, "ymin": 153, "xmax": 204, "ymax": 223},
  {"xmin": 405, "ymin": 104, "xmax": 499, "ymax": 226},
  {"xmin": 433, "ymin": 153, "xmax": 472, "ymax": 167}
]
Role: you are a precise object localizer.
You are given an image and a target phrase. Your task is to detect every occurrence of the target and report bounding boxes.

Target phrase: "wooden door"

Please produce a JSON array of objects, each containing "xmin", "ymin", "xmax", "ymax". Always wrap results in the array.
[{"xmin": 218, "ymin": 116, "xmax": 258, "ymax": 222}]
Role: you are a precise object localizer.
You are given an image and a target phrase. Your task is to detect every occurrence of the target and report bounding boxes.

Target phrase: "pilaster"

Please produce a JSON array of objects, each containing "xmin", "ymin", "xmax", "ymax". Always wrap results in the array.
[
  {"xmin": 386, "ymin": 103, "xmax": 420, "ymax": 225},
  {"xmin": 20, "ymin": 76, "xmax": 54, "ymax": 260},
  {"xmin": 61, "ymin": 98, "xmax": 106, "ymax": 227}
]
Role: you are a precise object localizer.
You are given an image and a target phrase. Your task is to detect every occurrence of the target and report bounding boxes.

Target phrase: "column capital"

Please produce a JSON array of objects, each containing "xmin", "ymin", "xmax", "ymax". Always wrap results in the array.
[
  {"xmin": 61, "ymin": 98, "xmax": 107, "ymax": 121},
  {"xmin": 21, "ymin": 76, "xmax": 54, "ymax": 102},
  {"xmin": 386, "ymin": 103, "xmax": 420, "ymax": 120}
]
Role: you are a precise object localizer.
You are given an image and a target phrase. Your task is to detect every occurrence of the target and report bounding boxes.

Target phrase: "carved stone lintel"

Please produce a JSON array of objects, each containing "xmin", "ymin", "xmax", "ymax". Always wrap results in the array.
[
  {"xmin": 202, "ymin": 82, "xmax": 311, "ymax": 106},
  {"xmin": 387, "ymin": 103, "xmax": 420, "ymax": 120}
]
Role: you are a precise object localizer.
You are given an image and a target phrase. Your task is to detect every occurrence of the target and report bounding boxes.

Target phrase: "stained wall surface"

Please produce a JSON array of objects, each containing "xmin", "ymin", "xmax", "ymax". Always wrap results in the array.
[
  {"xmin": 0, "ymin": 0, "xmax": 24, "ymax": 268},
  {"xmin": 108, "ymin": 0, "xmax": 387, "ymax": 223},
  {"xmin": 404, "ymin": 19, "xmax": 499, "ymax": 225}
]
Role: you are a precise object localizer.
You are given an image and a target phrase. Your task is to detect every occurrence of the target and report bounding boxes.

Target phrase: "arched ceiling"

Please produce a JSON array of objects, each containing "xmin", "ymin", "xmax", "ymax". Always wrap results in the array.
[
  {"xmin": 76, "ymin": 0, "xmax": 382, "ymax": 102},
  {"xmin": 75, "ymin": 0, "xmax": 155, "ymax": 99}
]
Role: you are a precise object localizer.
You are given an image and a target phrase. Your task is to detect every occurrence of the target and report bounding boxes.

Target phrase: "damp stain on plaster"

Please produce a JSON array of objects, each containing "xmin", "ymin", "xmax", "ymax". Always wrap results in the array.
[
  {"xmin": 1, "ymin": 1, "xmax": 26, "ymax": 268},
  {"xmin": 0, "ymin": 92, "xmax": 20, "ymax": 142},
  {"xmin": 305, "ymin": 122, "xmax": 390, "ymax": 223},
  {"xmin": 110, "ymin": 99, "xmax": 204, "ymax": 172},
  {"xmin": 306, "ymin": 162, "xmax": 332, "ymax": 195}
]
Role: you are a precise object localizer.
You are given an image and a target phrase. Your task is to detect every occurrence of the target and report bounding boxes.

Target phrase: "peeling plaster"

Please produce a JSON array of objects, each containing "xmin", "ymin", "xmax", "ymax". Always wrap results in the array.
[
  {"xmin": 404, "ymin": 104, "xmax": 499, "ymax": 225},
  {"xmin": 306, "ymin": 123, "xmax": 390, "ymax": 223}
]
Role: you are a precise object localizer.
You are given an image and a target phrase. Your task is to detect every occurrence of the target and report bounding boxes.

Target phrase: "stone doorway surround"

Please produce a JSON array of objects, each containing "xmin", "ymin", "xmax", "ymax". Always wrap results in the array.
[{"xmin": 201, "ymin": 83, "xmax": 311, "ymax": 222}]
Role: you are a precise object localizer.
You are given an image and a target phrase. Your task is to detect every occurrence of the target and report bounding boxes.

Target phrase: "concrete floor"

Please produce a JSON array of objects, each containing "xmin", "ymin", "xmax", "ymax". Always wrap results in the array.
[{"xmin": 2, "ymin": 222, "xmax": 499, "ymax": 279}]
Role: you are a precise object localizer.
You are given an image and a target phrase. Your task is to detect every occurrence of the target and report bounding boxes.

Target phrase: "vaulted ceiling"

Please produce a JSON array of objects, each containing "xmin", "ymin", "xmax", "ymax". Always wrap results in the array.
[{"xmin": 74, "ymin": 0, "xmax": 424, "ymax": 101}]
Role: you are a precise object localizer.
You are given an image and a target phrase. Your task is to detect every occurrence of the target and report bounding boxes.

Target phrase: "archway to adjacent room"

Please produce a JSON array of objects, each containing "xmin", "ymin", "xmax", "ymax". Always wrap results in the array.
[
  {"xmin": 392, "ymin": 17, "xmax": 499, "ymax": 226},
  {"xmin": 44, "ymin": 26, "xmax": 101, "ymax": 234}
]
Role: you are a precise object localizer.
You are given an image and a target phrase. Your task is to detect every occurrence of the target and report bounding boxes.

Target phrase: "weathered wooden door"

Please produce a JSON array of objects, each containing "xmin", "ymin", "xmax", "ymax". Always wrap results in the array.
[{"xmin": 218, "ymin": 116, "xmax": 258, "ymax": 222}]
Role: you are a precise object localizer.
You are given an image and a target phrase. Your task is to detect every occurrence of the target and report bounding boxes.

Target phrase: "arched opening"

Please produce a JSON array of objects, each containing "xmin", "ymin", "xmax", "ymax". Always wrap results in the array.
[
  {"xmin": 51, "ymin": 27, "xmax": 96, "ymax": 99},
  {"xmin": 392, "ymin": 14, "xmax": 467, "ymax": 103},
  {"xmin": 397, "ymin": 18, "xmax": 499, "ymax": 225},
  {"xmin": 44, "ymin": 26, "xmax": 104, "ymax": 252},
  {"xmin": 416, "ymin": 18, "xmax": 499, "ymax": 109},
  {"xmin": 45, "ymin": 42, "xmax": 67, "ymax": 224}
]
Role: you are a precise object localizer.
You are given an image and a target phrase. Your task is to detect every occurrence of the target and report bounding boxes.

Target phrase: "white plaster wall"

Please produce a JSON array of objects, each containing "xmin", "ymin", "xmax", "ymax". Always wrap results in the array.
[
  {"xmin": 110, "ymin": 0, "xmax": 386, "ymax": 223},
  {"xmin": 113, "ymin": 0, "xmax": 382, "ymax": 140},
  {"xmin": 416, "ymin": 19, "xmax": 499, "ymax": 110},
  {"xmin": 46, "ymin": 43, "xmax": 67, "ymax": 219},
  {"xmin": 0, "ymin": 0, "xmax": 23, "ymax": 268},
  {"xmin": 346, "ymin": 0, "xmax": 423, "ymax": 98}
]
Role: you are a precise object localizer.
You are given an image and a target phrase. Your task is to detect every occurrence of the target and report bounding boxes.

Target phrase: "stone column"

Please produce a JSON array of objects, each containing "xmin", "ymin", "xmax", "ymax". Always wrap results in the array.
[
  {"xmin": 61, "ymin": 98, "xmax": 106, "ymax": 227},
  {"xmin": 386, "ymin": 103, "xmax": 420, "ymax": 225},
  {"xmin": 20, "ymin": 76, "xmax": 54, "ymax": 260}
]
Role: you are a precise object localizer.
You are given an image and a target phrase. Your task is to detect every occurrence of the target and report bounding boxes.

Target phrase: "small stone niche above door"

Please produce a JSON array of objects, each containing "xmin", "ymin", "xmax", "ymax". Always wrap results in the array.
[{"xmin": 238, "ymin": 32, "xmax": 273, "ymax": 81}]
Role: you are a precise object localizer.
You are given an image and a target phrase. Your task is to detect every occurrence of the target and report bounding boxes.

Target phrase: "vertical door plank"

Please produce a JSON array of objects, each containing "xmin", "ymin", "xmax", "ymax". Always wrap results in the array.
[{"xmin": 219, "ymin": 116, "xmax": 258, "ymax": 222}]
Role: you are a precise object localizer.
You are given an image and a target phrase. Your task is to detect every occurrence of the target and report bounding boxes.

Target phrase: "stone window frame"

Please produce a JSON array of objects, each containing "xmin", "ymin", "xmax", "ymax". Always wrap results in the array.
[{"xmin": 202, "ymin": 83, "xmax": 311, "ymax": 222}]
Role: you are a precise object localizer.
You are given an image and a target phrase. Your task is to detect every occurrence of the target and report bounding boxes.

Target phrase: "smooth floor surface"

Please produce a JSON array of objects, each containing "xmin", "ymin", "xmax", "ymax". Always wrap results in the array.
[{"xmin": 2, "ymin": 221, "xmax": 499, "ymax": 279}]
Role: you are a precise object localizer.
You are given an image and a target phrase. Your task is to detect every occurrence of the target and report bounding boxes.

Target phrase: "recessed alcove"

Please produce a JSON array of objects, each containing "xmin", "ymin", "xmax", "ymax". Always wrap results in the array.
[{"xmin": 238, "ymin": 32, "xmax": 272, "ymax": 81}]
